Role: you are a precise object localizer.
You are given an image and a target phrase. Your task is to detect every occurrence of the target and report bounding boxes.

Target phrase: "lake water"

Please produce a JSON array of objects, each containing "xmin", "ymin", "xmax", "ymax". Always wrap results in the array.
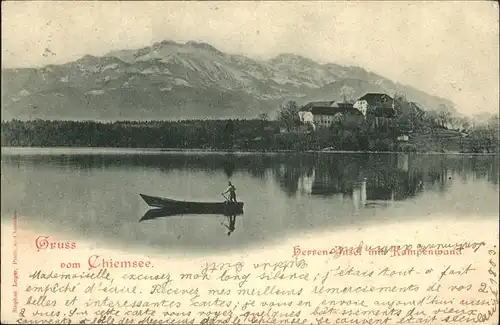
[{"xmin": 1, "ymin": 148, "xmax": 498, "ymax": 255}]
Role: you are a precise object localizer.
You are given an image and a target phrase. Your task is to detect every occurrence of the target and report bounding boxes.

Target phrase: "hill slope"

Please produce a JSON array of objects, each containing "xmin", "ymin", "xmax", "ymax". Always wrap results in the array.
[{"xmin": 1, "ymin": 40, "xmax": 456, "ymax": 120}]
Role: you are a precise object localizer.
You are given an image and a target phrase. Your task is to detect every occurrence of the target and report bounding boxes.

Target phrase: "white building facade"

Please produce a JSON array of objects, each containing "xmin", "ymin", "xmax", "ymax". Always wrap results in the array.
[
  {"xmin": 353, "ymin": 93, "xmax": 396, "ymax": 118},
  {"xmin": 298, "ymin": 101, "xmax": 360, "ymax": 129}
]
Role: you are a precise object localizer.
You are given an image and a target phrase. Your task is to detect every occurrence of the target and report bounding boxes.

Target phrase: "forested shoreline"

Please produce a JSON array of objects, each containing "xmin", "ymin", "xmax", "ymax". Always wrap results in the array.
[{"xmin": 1, "ymin": 115, "xmax": 498, "ymax": 154}]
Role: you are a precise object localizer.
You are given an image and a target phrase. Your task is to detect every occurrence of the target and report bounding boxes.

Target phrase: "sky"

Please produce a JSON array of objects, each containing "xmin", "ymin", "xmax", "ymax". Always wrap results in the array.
[{"xmin": 1, "ymin": 1, "xmax": 499, "ymax": 116}]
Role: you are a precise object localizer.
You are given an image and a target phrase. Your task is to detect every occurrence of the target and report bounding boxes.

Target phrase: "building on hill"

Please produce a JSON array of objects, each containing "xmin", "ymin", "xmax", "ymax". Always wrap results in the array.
[
  {"xmin": 353, "ymin": 93, "xmax": 397, "ymax": 118},
  {"xmin": 298, "ymin": 101, "xmax": 362, "ymax": 129}
]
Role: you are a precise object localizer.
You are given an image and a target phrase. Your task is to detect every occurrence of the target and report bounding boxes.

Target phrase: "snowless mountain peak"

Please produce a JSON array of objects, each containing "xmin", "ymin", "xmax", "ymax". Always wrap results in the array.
[
  {"xmin": 269, "ymin": 53, "xmax": 319, "ymax": 66},
  {"xmin": 184, "ymin": 41, "xmax": 224, "ymax": 54},
  {"xmin": 1, "ymin": 40, "xmax": 457, "ymax": 120}
]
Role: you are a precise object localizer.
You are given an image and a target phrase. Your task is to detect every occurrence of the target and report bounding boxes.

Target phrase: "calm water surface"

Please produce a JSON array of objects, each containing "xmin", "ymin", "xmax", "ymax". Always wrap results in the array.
[{"xmin": 1, "ymin": 148, "xmax": 498, "ymax": 254}]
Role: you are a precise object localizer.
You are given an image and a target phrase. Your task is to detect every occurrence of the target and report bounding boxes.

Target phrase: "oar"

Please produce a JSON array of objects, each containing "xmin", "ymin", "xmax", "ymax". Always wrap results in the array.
[{"xmin": 221, "ymin": 193, "xmax": 229, "ymax": 202}]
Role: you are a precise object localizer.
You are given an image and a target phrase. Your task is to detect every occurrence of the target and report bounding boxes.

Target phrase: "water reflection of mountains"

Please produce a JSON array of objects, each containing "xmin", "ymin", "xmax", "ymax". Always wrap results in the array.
[{"xmin": 4, "ymin": 152, "xmax": 498, "ymax": 202}]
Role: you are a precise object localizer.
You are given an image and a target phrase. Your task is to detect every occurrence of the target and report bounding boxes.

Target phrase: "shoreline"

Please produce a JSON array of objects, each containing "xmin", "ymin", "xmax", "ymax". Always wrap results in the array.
[{"xmin": 1, "ymin": 146, "xmax": 498, "ymax": 156}]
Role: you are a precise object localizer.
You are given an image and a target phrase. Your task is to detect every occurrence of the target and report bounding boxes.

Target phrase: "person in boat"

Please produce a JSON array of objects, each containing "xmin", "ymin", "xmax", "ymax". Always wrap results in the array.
[{"xmin": 222, "ymin": 181, "xmax": 237, "ymax": 202}]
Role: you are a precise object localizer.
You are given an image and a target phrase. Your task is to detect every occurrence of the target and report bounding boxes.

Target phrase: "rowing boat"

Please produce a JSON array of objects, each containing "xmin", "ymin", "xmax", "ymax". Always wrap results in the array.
[{"xmin": 139, "ymin": 193, "xmax": 244, "ymax": 214}]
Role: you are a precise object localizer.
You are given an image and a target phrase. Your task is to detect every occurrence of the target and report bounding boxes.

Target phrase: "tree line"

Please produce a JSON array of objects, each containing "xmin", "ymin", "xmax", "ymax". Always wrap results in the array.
[
  {"xmin": 0, "ymin": 118, "xmax": 410, "ymax": 151},
  {"xmin": 1, "ymin": 119, "xmax": 280, "ymax": 150},
  {"xmin": 1, "ymin": 100, "xmax": 498, "ymax": 153}
]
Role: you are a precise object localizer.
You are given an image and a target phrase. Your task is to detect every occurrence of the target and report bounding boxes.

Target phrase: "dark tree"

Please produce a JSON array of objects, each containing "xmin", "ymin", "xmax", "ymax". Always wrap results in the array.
[{"xmin": 277, "ymin": 101, "xmax": 301, "ymax": 132}]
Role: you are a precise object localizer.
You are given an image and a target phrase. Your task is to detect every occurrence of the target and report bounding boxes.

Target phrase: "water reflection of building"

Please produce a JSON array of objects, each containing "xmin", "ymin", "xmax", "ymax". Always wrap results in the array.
[
  {"xmin": 296, "ymin": 155, "xmax": 424, "ymax": 211},
  {"xmin": 298, "ymin": 168, "xmax": 315, "ymax": 195},
  {"xmin": 352, "ymin": 179, "xmax": 367, "ymax": 213},
  {"xmin": 298, "ymin": 167, "xmax": 354, "ymax": 196},
  {"xmin": 397, "ymin": 153, "xmax": 409, "ymax": 172},
  {"xmin": 365, "ymin": 169, "xmax": 424, "ymax": 201},
  {"xmin": 274, "ymin": 163, "xmax": 301, "ymax": 196}
]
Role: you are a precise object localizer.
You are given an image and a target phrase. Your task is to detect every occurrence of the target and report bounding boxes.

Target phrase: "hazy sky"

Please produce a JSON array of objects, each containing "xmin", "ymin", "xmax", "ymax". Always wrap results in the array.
[{"xmin": 2, "ymin": 1, "xmax": 498, "ymax": 116}]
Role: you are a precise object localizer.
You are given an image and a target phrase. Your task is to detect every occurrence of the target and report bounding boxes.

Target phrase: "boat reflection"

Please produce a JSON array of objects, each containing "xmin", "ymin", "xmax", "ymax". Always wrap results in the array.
[{"xmin": 139, "ymin": 208, "xmax": 243, "ymax": 222}]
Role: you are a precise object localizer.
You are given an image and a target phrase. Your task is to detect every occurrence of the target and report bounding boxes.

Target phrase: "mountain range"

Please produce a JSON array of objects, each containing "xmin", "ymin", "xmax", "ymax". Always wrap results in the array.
[{"xmin": 1, "ymin": 40, "xmax": 456, "ymax": 121}]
